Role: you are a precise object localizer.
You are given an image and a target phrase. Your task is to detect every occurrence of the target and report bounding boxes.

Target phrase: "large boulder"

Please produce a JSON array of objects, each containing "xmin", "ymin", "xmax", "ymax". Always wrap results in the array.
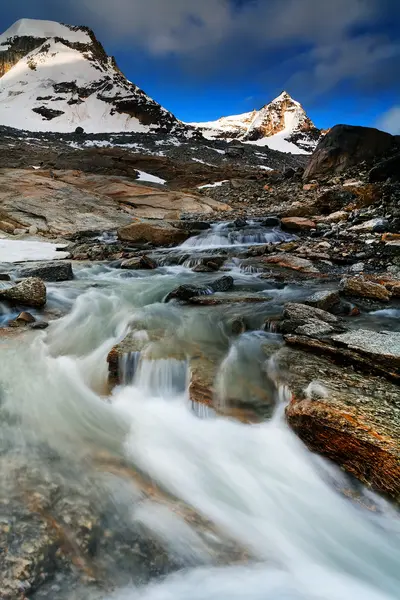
[
  {"xmin": 304, "ymin": 125, "xmax": 395, "ymax": 180},
  {"xmin": 118, "ymin": 219, "xmax": 190, "ymax": 246},
  {"xmin": 0, "ymin": 277, "xmax": 46, "ymax": 308},
  {"xmin": 16, "ymin": 261, "xmax": 73, "ymax": 282}
]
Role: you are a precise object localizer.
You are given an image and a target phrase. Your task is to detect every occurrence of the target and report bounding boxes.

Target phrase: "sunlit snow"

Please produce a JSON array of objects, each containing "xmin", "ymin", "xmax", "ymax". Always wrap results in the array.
[{"xmin": 0, "ymin": 239, "xmax": 69, "ymax": 263}]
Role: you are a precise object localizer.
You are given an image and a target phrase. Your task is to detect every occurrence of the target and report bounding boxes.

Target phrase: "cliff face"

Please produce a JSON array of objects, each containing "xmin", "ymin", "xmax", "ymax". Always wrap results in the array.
[{"xmin": 0, "ymin": 19, "xmax": 186, "ymax": 133}]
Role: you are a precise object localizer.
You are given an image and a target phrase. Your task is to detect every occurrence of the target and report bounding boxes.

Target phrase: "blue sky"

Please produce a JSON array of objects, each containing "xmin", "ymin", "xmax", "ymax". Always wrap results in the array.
[{"xmin": 1, "ymin": 0, "xmax": 400, "ymax": 132}]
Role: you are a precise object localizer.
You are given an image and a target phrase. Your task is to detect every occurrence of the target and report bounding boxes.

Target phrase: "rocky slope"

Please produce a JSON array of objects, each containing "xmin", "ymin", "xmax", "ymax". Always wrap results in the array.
[
  {"xmin": 0, "ymin": 18, "xmax": 186, "ymax": 134},
  {"xmin": 189, "ymin": 91, "xmax": 321, "ymax": 154}
]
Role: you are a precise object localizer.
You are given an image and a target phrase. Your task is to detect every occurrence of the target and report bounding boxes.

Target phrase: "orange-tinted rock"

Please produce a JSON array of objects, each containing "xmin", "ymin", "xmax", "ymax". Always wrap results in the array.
[
  {"xmin": 302, "ymin": 183, "xmax": 318, "ymax": 191},
  {"xmin": 339, "ymin": 276, "xmax": 391, "ymax": 301},
  {"xmin": 281, "ymin": 347, "xmax": 400, "ymax": 500},
  {"xmin": 281, "ymin": 217, "xmax": 316, "ymax": 231},
  {"xmin": 118, "ymin": 219, "xmax": 189, "ymax": 246},
  {"xmin": 264, "ymin": 253, "xmax": 319, "ymax": 273}
]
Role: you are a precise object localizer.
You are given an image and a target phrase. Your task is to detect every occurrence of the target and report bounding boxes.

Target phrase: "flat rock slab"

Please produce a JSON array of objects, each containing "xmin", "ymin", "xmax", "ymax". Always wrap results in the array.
[
  {"xmin": 283, "ymin": 347, "xmax": 400, "ymax": 500},
  {"xmin": 188, "ymin": 294, "xmax": 270, "ymax": 306},
  {"xmin": 332, "ymin": 330, "xmax": 400, "ymax": 368}
]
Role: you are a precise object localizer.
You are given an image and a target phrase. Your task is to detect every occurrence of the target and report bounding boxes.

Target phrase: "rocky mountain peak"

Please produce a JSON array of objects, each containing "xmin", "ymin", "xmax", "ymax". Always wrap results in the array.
[{"xmin": 0, "ymin": 18, "xmax": 185, "ymax": 134}]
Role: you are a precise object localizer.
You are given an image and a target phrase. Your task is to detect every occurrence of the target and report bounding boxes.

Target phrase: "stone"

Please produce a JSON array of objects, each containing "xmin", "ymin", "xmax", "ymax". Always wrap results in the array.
[
  {"xmin": 262, "ymin": 216, "xmax": 280, "ymax": 227},
  {"xmin": 303, "ymin": 290, "xmax": 340, "ymax": 312},
  {"xmin": 15, "ymin": 311, "xmax": 36, "ymax": 324},
  {"xmin": 349, "ymin": 218, "xmax": 389, "ymax": 233},
  {"xmin": 0, "ymin": 274, "xmax": 11, "ymax": 281},
  {"xmin": 28, "ymin": 224, "xmax": 38, "ymax": 235},
  {"xmin": 304, "ymin": 124, "xmax": 395, "ymax": 180},
  {"xmin": 332, "ymin": 330, "xmax": 400, "ymax": 372},
  {"xmin": 189, "ymin": 294, "xmax": 269, "ymax": 306},
  {"xmin": 295, "ymin": 319, "xmax": 335, "ymax": 336},
  {"xmin": 303, "ymin": 183, "xmax": 318, "ymax": 191},
  {"xmin": 165, "ymin": 276, "xmax": 234, "ymax": 303},
  {"xmin": 369, "ymin": 153, "xmax": 400, "ymax": 183},
  {"xmin": 118, "ymin": 219, "xmax": 190, "ymax": 246},
  {"xmin": 0, "ymin": 220, "xmax": 15, "ymax": 234},
  {"xmin": 121, "ymin": 255, "xmax": 157, "ymax": 269},
  {"xmin": 263, "ymin": 253, "xmax": 319, "ymax": 273},
  {"xmin": 284, "ymin": 347, "xmax": 400, "ymax": 499},
  {"xmin": 315, "ymin": 189, "xmax": 355, "ymax": 214},
  {"xmin": 16, "ymin": 261, "xmax": 73, "ymax": 282},
  {"xmin": 283, "ymin": 303, "xmax": 338, "ymax": 325},
  {"xmin": 0, "ymin": 277, "xmax": 46, "ymax": 308},
  {"xmin": 323, "ymin": 210, "xmax": 348, "ymax": 223},
  {"xmin": 339, "ymin": 276, "xmax": 391, "ymax": 301},
  {"xmin": 349, "ymin": 262, "xmax": 365, "ymax": 273},
  {"xmin": 281, "ymin": 217, "xmax": 316, "ymax": 231},
  {"xmin": 30, "ymin": 321, "xmax": 50, "ymax": 330}
]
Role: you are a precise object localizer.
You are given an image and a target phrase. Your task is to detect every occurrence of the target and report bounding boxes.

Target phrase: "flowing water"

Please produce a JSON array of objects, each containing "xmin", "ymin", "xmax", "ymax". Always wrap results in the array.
[{"xmin": 0, "ymin": 223, "xmax": 399, "ymax": 599}]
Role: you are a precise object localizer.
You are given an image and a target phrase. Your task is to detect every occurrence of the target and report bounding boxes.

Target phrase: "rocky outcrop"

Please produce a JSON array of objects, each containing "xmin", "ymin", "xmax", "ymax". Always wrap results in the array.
[
  {"xmin": 0, "ymin": 277, "xmax": 46, "ymax": 308},
  {"xmin": 284, "ymin": 347, "xmax": 400, "ymax": 500},
  {"xmin": 304, "ymin": 125, "xmax": 396, "ymax": 180},
  {"xmin": 0, "ymin": 169, "xmax": 228, "ymax": 237}
]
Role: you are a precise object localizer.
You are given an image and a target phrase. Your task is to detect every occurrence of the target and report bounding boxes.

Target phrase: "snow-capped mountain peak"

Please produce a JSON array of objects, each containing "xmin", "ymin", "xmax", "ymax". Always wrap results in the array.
[
  {"xmin": 0, "ymin": 18, "xmax": 183, "ymax": 134},
  {"xmin": 189, "ymin": 91, "xmax": 321, "ymax": 154}
]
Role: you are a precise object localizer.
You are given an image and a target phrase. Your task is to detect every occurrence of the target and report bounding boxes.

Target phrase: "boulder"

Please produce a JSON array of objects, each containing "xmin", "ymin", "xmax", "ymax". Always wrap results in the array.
[
  {"xmin": 263, "ymin": 253, "xmax": 319, "ymax": 273},
  {"xmin": 304, "ymin": 125, "xmax": 395, "ymax": 180},
  {"xmin": 369, "ymin": 153, "xmax": 400, "ymax": 182},
  {"xmin": 8, "ymin": 311, "xmax": 36, "ymax": 327},
  {"xmin": 192, "ymin": 256, "xmax": 225, "ymax": 273},
  {"xmin": 165, "ymin": 276, "xmax": 234, "ymax": 303},
  {"xmin": 281, "ymin": 217, "xmax": 316, "ymax": 231},
  {"xmin": 0, "ymin": 278, "xmax": 46, "ymax": 308},
  {"xmin": 16, "ymin": 261, "xmax": 73, "ymax": 282},
  {"xmin": 120, "ymin": 255, "xmax": 157, "ymax": 270},
  {"xmin": 339, "ymin": 276, "xmax": 391, "ymax": 301},
  {"xmin": 279, "ymin": 302, "xmax": 339, "ymax": 337},
  {"xmin": 118, "ymin": 219, "xmax": 190, "ymax": 246},
  {"xmin": 303, "ymin": 290, "xmax": 340, "ymax": 312},
  {"xmin": 284, "ymin": 347, "xmax": 400, "ymax": 499}
]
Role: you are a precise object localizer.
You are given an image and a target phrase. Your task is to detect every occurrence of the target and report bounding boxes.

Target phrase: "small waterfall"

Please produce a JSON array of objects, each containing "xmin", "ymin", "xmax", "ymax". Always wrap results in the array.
[
  {"xmin": 134, "ymin": 358, "xmax": 189, "ymax": 398},
  {"xmin": 181, "ymin": 221, "xmax": 294, "ymax": 250},
  {"xmin": 119, "ymin": 351, "xmax": 141, "ymax": 385}
]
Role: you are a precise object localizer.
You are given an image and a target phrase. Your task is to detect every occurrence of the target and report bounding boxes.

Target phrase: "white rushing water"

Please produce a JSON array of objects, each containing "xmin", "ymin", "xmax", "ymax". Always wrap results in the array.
[
  {"xmin": 0, "ymin": 262, "xmax": 399, "ymax": 599},
  {"xmin": 180, "ymin": 222, "xmax": 293, "ymax": 249}
]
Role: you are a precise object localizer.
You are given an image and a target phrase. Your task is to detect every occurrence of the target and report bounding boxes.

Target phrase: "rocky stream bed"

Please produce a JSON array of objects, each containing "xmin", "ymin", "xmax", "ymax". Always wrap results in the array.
[{"xmin": 0, "ymin": 123, "xmax": 400, "ymax": 599}]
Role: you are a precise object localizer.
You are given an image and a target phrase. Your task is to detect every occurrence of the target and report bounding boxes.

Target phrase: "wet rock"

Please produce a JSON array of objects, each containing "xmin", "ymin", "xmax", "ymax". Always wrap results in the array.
[
  {"xmin": 118, "ymin": 219, "xmax": 190, "ymax": 247},
  {"xmin": 263, "ymin": 253, "xmax": 319, "ymax": 273},
  {"xmin": 304, "ymin": 124, "xmax": 395, "ymax": 180},
  {"xmin": 339, "ymin": 276, "xmax": 391, "ymax": 301},
  {"xmin": 303, "ymin": 290, "xmax": 340, "ymax": 312},
  {"xmin": 8, "ymin": 311, "xmax": 36, "ymax": 327},
  {"xmin": 281, "ymin": 217, "xmax": 316, "ymax": 231},
  {"xmin": 280, "ymin": 303, "xmax": 339, "ymax": 336},
  {"xmin": 192, "ymin": 256, "xmax": 225, "ymax": 273},
  {"xmin": 16, "ymin": 261, "xmax": 73, "ymax": 282},
  {"xmin": 0, "ymin": 273, "xmax": 11, "ymax": 281},
  {"xmin": 283, "ymin": 347, "xmax": 400, "ymax": 499},
  {"xmin": 30, "ymin": 321, "xmax": 50, "ymax": 330},
  {"xmin": 165, "ymin": 276, "xmax": 234, "ymax": 303},
  {"xmin": 233, "ymin": 217, "xmax": 247, "ymax": 228},
  {"xmin": 121, "ymin": 255, "xmax": 157, "ymax": 269},
  {"xmin": 262, "ymin": 216, "xmax": 281, "ymax": 227},
  {"xmin": 0, "ymin": 277, "xmax": 46, "ymax": 308},
  {"xmin": 189, "ymin": 293, "xmax": 269, "ymax": 306}
]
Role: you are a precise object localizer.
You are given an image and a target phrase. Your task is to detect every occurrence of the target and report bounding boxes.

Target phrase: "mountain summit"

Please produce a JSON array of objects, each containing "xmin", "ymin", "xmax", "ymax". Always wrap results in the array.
[
  {"xmin": 0, "ymin": 18, "xmax": 183, "ymax": 133},
  {"xmin": 190, "ymin": 91, "xmax": 321, "ymax": 154}
]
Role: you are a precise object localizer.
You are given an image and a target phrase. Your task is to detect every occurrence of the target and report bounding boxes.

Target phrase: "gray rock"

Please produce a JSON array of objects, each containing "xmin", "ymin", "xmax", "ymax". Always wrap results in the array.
[
  {"xmin": 332, "ymin": 330, "xmax": 400, "ymax": 368},
  {"xmin": 283, "ymin": 303, "xmax": 338, "ymax": 324},
  {"xmin": 295, "ymin": 319, "xmax": 335, "ymax": 336},
  {"xmin": 0, "ymin": 277, "xmax": 46, "ymax": 308},
  {"xmin": 165, "ymin": 276, "xmax": 234, "ymax": 303},
  {"xmin": 349, "ymin": 262, "xmax": 365, "ymax": 273},
  {"xmin": 303, "ymin": 290, "xmax": 340, "ymax": 312},
  {"xmin": 16, "ymin": 261, "xmax": 73, "ymax": 282}
]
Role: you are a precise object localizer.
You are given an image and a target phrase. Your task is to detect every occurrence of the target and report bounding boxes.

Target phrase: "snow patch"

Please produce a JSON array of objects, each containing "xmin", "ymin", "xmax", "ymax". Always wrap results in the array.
[
  {"xmin": 136, "ymin": 171, "xmax": 166, "ymax": 185},
  {"xmin": 198, "ymin": 180, "xmax": 229, "ymax": 189},
  {"xmin": 0, "ymin": 18, "xmax": 91, "ymax": 48},
  {"xmin": 0, "ymin": 239, "xmax": 69, "ymax": 262}
]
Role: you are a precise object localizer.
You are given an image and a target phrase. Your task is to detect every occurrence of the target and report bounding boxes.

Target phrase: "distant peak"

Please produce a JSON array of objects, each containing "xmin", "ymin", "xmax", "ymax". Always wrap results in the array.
[
  {"xmin": 271, "ymin": 91, "xmax": 295, "ymax": 103},
  {"xmin": 0, "ymin": 18, "xmax": 91, "ymax": 46}
]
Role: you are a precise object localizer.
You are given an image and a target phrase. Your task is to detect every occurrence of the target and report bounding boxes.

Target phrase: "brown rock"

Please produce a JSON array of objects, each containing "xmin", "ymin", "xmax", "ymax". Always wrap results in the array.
[
  {"xmin": 304, "ymin": 125, "xmax": 395, "ymax": 180},
  {"xmin": 302, "ymin": 183, "xmax": 318, "ymax": 191},
  {"xmin": 121, "ymin": 255, "xmax": 157, "ymax": 269},
  {"xmin": 339, "ymin": 276, "xmax": 391, "ymax": 301},
  {"xmin": 0, "ymin": 220, "xmax": 15, "ymax": 234},
  {"xmin": 281, "ymin": 217, "xmax": 316, "ymax": 231},
  {"xmin": 118, "ymin": 219, "xmax": 189, "ymax": 246},
  {"xmin": 264, "ymin": 253, "xmax": 319, "ymax": 273},
  {"xmin": 0, "ymin": 277, "xmax": 46, "ymax": 308}
]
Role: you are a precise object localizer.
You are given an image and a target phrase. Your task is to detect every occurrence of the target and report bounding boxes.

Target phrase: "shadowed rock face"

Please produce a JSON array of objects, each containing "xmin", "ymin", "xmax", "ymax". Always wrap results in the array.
[{"xmin": 304, "ymin": 125, "xmax": 397, "ymax": 180}]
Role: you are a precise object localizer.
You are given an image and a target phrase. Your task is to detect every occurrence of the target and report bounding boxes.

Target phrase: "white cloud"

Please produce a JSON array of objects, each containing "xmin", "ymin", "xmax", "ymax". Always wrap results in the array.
[{"xmin": 377, "ymin": 106, "xmax": 400, "ymax": 134}]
